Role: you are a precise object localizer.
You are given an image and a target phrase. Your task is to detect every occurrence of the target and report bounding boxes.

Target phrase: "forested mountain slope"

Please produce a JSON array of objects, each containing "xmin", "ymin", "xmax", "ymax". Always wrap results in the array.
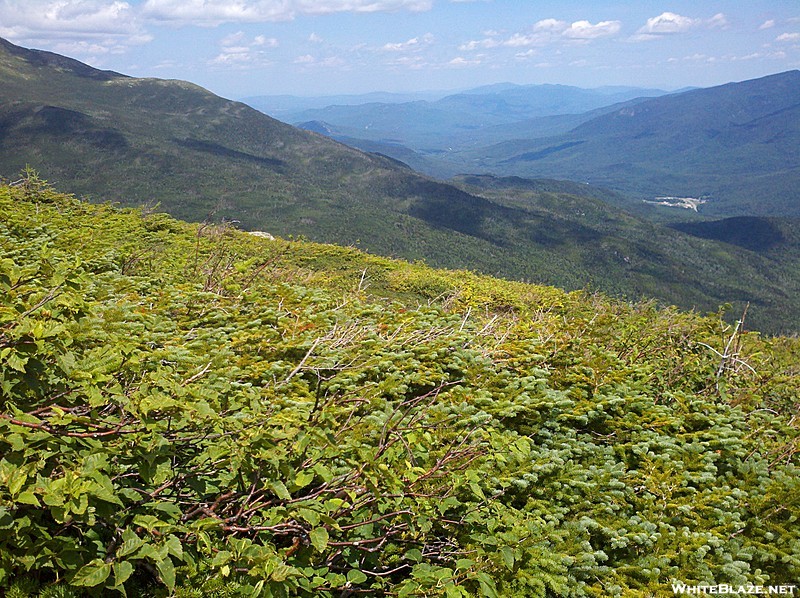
[
  {"xmin": 459, "ymin": 71, "xmax": 800, "ymax": 217},
  {"xmin": 1, "ymin": 179, "xmax": 799, "ymax": 596},
  {"xmin": 3, "ymin": 38, "xmax": 800, "ymax": 333}
]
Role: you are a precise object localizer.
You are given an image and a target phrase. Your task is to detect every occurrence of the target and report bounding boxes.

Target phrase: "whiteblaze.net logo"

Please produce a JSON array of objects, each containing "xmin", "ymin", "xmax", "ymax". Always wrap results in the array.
[{"xmin": 672, "ymin": 583, "xmax": 797, "ymax": 595}]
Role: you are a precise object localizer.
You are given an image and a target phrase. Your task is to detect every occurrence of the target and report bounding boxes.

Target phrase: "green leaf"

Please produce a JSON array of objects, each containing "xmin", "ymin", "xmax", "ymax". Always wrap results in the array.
[
  {"xmin": 297, "ymin": 507, "xmax": 320, "ymax": 527},
  {"xmin": 211, "ymin": 550, "xmax": 232, "ymax": 567},
  {"xmin": 469, "ymin": 482, "xmax": 485, "ymax": 500},
  {"xmin": 475, "ymin": 572, "xmax": 498, "ymax": 598},
  {"xmin": 347, "ymin": 569, "xmax": 368, "ymax": 585},
  {"xmin": 270, "ymin": 480, "xmax": 291, "ymax": 500},
  {"xmin": 6, "ymin": 352, "xmax": 28, "ymax": 372},
  {"xmin": 455, "ymin": 559, "xmax": 474, "ymax": 571},
  {"xmin": 398, "ymin": 581, "xmax": 421, "ymax": 597},
  {"xmin": 309, "ymin": 527, "xmax": 329, "ymax": 552},
  {"xmin": 165, "ymin": 534, "xmax": 184, "ymax": 560},
  {"xmin": 446, "ymin": 585, "xmax": 465, "ymax": 598},
  {"xmin": 113, "ymin": 560, "xmax": 135, "ymax": 587},
  {"xmin": 117, "ymin": 529, "xmax": 144, "ymax": 558},
  {"xmin": 72, "ymin": 559, "xmax": 112, "ymax": 587},
  {"xmin": 294, "ymin": 471, "xmax": 314, "ymax": 489},
  {"xmin": 156, "ymin": 557, "xmax": 176, "ymax": 592},
  {"xmin": 16, "ymin": 490, "xmax": 40, "ymax": 506},
  {"xmin": 500, "ymin": 546, "xmax": 514, "ymax": 570},
  {"xmin": 7, "ymin": 466, "xmax": 27, "ymax": 496}
]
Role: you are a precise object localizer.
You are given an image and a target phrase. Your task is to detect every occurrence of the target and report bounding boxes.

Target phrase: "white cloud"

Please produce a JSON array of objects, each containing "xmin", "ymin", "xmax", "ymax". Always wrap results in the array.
[
  {"xmin": 0, "ymin": 0, "xmax": 151, "ymax": 52},
  {"xmin": 382, "ymin": 32, "xmax": 433, "ymax": 51},
  {"xmin": 503, "ymin": 33, "xmax": 541, "ymax": 47},
  {"xmin": 637, "ymin": 12, "xmax": 699, "ymax": 36},
  {"xmin": 759, "ymin": 19, "xmax": 775, "ymax": 30},
  {"xmin": 292, "ymin": 53, "xmax": 346, "ymax": 68},
  {"xmin": 459, "ymin": 18, "xmax": 621, "ymax": 51},
  {"xmin": 382, "ymin": 54, "xmax": 427, "ymax": 69},
  {"xmin": 141, "ymin": 0, "xmax": 432, "ymax": 25},
  {"xmin": 309, "ymin": 32, "xmax": 323, "ymax": 43},
  {"xmin": 448, "ymin": 56, "xmax": 481, "ymax": 66},
  {"xmin": 209, "ymin": 31, "xmax": 277, "ymax": 68},
  {"xmin": 707, "ymin": 13, "xmax": 728, "ymax": 29},
  {"xmin": 383, "ymin": 37, "xmax": 418, "ymax": 51},
  {"xmin": 253, "ymin": 35, "xmax": 278, "ymax": 47},
  {"xmin": 0, "ymin": 0, "xmax": 137, "ymax": 35},
  {"xmin": 533, "ymin": 18, "xmax": 567, "ymax": 32},
  {"xmin": 458, "ymin": 38, "xmax": 498, "ymax": 50},
  {"xmin": 776, "ymin": 32, "xmax": 800, "ymax": 42},
  {"xmin": 632, "ymin": 11, "xmax": 730, "ymax": 41},
  {"xmin": 221, "ymin": 31, "xmax": 246, "ymax": 46},
  {"xmin": 562, "ymin": 20, "xmax": 621, "ymax": 40}
]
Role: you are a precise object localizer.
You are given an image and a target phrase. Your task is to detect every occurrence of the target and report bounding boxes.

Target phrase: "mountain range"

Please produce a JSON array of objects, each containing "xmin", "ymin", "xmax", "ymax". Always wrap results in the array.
[
  {"xmin": 1, "ymin": 37, "xmax": 799, "ymax": 333},
  {"xmin": 270, "ymin": 84, "xmax": 670, "ymax": 160},
  {"xmin": 282, "ymin": 70, "xmax": 800, "ymax": 219}
]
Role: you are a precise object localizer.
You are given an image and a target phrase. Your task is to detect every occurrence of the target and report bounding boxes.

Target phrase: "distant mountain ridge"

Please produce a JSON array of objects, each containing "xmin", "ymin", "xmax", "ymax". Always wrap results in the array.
[
  {"xmin": 269, "ymin": 83, "xmax": 669, "ymax": 152},
  {"xmin": 280, "ymin": 68, "xmax": 800, "ymax": 219},
  {"xmin": 452, "ymin": 70, "xmax": 800, "ymax": 217}
]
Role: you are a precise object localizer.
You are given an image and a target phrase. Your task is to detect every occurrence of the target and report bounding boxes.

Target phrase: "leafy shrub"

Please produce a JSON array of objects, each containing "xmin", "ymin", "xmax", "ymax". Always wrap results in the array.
[{"xmin": 1, "ymin": 179, "xmax": 798, "ymax": 596}]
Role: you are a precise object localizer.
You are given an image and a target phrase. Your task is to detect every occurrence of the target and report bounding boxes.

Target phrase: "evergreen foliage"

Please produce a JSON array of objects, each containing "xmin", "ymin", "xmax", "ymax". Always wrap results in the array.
[{"xmin": 1, "ymin": 176, "xmax": 798, "ymax": 596}]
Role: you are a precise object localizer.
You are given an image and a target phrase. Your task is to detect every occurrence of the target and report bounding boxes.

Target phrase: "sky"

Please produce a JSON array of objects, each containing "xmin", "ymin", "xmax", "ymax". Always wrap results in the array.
[{"xmin": 1, "ymin": 0, "xmax": 799, "ymax": 100}]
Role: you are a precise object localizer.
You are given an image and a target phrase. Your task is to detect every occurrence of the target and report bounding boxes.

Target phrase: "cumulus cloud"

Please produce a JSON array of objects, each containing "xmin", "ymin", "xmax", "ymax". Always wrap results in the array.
[
  {"xmin": 383, "ymin": 54, "xmax": 421, "ymax": 66},
  {"xmin": 707, "ymin": 13, "xmax": 728, "ymax": 29},
  {"xmin": 636, "ymin": 12, "xmax": 698, "ymax": 37},
  {"xmin": 209, "ymin": 31, "xmax": 278, "ymax": 67},
  {"xmin": 776, "ymin": 32, "xmax": 800, "ymax": 42},
  {"xmin": 459, "ymin": 17, "xmax": 620, "ymax": 51},
  {"xmin": 759, "ymin": 19, "xmax": 776, "ymax": 30},
  {"xmin": 292, "ymin": 53, "xmax": 346, "ymax": 68},
  {"xmin": 382, "ymin": 32, "xmax": 434, "ymax": 51},
  {"xmin": 533, "ymin": 18, "xmax": 567, "ymax": 33},
  {"xmin": 141, "ymin": 0, "xmax": 432, "ymax": 25},
  {"xmin": 562, "ymin": 20, "xmax": 621, "ymax": 40},
  {"xmin": 632, "ymin": 11, "xmax": 728, "ymax": 41},
  {"xmin": 0, "ymin": 0, "xmax": 151, "ymax": 51},
  {"xmin": 447, "ymin": 56, "xmax": 481, "ymax": 66}
]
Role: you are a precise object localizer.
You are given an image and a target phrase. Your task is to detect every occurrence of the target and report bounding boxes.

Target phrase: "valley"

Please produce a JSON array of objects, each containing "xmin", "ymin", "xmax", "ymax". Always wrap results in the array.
[
  {"xmin": 276, "ymin": 71, "xmax": 800, "ymax": 220},
  {"xmin": 1, "ymin": 38, "xmax": 799, "ymax": 334}
]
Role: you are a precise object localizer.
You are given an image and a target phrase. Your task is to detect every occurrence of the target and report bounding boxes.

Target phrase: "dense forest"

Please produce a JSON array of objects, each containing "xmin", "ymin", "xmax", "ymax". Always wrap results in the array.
[{"xmin": 1, "ymin": 174, "xmax": 798, "ymax": 596}]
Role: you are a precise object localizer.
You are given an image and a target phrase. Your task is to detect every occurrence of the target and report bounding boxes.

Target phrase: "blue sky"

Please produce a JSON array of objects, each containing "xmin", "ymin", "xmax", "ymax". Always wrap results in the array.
[{"xmin": 1, "ymin": 0, "xmax": 798, "ymax": 99}]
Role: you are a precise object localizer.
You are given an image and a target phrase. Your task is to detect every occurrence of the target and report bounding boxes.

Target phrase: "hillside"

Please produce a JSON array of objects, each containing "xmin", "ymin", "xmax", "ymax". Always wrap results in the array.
[
  {"xmin": 457, "ymin": 71, "xmax": 800, "ymax": 217},
  {"xmin": 1, "ymin": 179, "xmax": 799, "ymax": 596},
  {"xmin": 3, "ymin": 38, "xmax": 800, "ymax": 333}
]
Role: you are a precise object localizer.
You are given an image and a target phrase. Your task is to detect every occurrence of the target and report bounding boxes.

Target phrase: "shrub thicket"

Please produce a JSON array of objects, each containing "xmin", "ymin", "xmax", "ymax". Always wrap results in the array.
[{"xmin": 1, "ymin": 177, "xmax": 798, "ymax": 596}]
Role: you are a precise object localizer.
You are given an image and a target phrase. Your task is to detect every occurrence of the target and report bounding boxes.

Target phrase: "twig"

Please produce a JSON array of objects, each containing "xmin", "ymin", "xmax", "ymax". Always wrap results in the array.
[
  {"xmin": 281, "ymin": 338, "xmax": 321, "ymax": 385},
  {"xmin": 182, "ymin": 361, "xmax": 213, "ymax": 386}
]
